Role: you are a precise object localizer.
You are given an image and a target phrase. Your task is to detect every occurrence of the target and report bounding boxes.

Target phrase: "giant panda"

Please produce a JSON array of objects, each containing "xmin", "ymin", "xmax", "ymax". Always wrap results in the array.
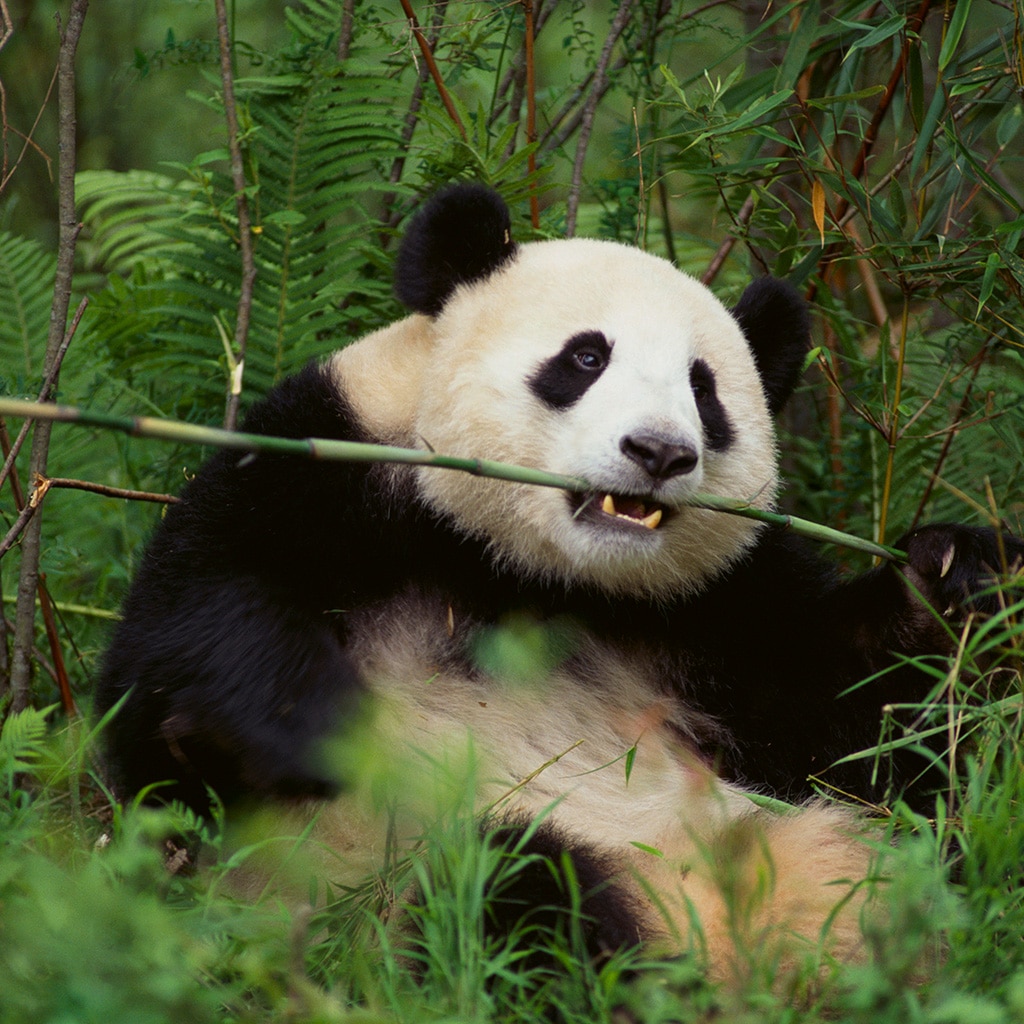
[{"xmin": 96, "ymin": 183, "xmax": 1022, "ymax": 980}]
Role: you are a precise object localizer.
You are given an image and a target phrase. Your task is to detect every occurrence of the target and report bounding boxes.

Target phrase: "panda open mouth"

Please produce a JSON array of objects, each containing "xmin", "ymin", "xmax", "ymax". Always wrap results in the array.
[{"xmin": 569, "ymin": 492, "xmax": 667, "ymax": 531}]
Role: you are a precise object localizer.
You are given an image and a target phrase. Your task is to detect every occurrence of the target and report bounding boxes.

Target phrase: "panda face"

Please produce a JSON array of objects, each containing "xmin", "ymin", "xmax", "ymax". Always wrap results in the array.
[{"xmin": 410, "ymin": 238, "xmax": 780, "ymax": 599}]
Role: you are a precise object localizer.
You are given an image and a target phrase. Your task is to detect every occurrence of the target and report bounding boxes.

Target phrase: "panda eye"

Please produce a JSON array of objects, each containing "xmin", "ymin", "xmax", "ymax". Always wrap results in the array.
[
  {"xmin": 690, "ymin": 361, "xmax": 715, "ymax": 403},
  {"xmin": 573, "ymin": 348, "xmax": 606, "ymax": 372}
]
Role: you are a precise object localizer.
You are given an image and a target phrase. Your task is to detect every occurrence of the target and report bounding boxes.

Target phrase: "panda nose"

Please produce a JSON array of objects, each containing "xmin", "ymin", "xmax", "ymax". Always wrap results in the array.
[{"xmin": 620, "ymin": 433, "xmax": 699, "ymax": 480}]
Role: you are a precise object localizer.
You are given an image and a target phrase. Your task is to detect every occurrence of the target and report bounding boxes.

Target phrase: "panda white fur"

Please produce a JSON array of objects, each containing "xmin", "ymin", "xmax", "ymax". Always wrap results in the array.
[{"xmin": 96, "ymin": 183, "xmax": 1022, "ymax": 980}]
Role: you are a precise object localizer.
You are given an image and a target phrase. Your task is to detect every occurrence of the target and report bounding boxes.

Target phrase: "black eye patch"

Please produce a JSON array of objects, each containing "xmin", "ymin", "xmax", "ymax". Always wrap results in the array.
[
  {"xmin": 528, "ymin": 331, "xmax": 612, "ymax": 410},
  {"xmin": 690, "ymin": 359, "xmax": 734, "ymax": 452}
]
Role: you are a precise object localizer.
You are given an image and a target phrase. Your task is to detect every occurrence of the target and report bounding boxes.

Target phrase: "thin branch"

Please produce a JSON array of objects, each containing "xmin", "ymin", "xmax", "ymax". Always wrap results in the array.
[
  {"xmin": 8, "ymin": 0, "xmax": 88, "ymax": 715},
  {"xmin": 0, "ymin": 296, "xmax": 87, "ymax": 497},
  {"xmin": 522, "ymin": 0, "xmax": 538, "ymax": 228},
  {"xmin": 0, "ymin": 397, "xmax": 907, "ymax": 564},
  {"xmin": 0, "ymin": 494, "xmax": 41, "ymax": 562},
  {"xmin": 38, "ymin": 573, "xmax": 77, "ymax": 717},
  {"xmin": 875, "ymin": 288, "xmax": 912, "ymax": 549},
  {"xmin": 398, "ymin": 0, "xmax": 466, "ymax": 140},
  {"xmin": 0, "ymin": 0, "xmax": 11, "ymax": 51},
  {"xmin": 384, "ymin": 0, "xmax": 450, "ymax": 231},
  {"xmin": 911, "ymin": 345, "xmax": 992, "ymax": 530},
  {"xmin": 46, "ymin": 477, "xmax": 179, "ymax": 504},
  {"xmin": 566, "ymin": 0, "xmax": 637, "ymax": 236},
  {"xmin": 214, "ymin": 0, "xmax": 257, "ymax": 431},
  {"xmin": 337, "ymin": 0, "xmax": 355, "ymax": 62},
  {"xmin": 0, "ymin": 63, "xmax": 58, "ymax": 195},
  {"xmin": 702, "ymin": 193, "xmax": 755, "ymax": 286}
]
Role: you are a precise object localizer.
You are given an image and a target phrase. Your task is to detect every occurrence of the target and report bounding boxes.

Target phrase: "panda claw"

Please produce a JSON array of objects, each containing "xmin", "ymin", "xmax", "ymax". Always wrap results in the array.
[{"xmin": 940, "ymin": 544, "xmax": 955, "ymax": 579}]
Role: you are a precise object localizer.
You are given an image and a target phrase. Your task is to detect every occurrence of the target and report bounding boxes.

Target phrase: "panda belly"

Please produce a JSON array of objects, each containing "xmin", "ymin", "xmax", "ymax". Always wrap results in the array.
[{"xmin": 303, "ymin": 590, "xmax": 870, "ymax": 975}]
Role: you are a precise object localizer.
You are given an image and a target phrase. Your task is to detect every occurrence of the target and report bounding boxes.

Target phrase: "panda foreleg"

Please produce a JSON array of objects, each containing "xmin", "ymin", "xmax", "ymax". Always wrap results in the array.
[{"xmin": 97, "ymin": 570, "xmax": 365, "ymax": 816}]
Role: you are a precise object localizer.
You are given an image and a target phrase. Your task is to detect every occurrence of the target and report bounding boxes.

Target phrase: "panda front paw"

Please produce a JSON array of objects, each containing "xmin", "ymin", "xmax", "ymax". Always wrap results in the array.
[{"xmin": 895, "ymin": 523, "xmax": 1024, "ymax": 620}]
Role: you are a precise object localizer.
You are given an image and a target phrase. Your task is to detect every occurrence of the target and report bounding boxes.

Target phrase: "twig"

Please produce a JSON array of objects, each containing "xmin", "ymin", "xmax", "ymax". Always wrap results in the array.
[
  {"xmin": 45, "ymin": 477, "xmax": 179, "ymax": 504},
  {"xmin": 398, "ymin": 0, "xmax": 466, "ymax": 140},
  {"xmin": 0, "ymin": 296, "xmax": 87, "ymax": 497},
  {"xmin": 0, "ymin": 397, "xmax": 908, "ymax": 564},
  {"xmin": 566, "ymin": 0, "xmax": 636, "ymax": 237},
  {"xmin": 383, "ymin": 0, "xmax": 450, "ymax": 232},
  {"xmin": 38, "ymin": 573, "xmax": 77, "ymax": 717},
  {"xmin": 521, "ymin": 0, "xmax": 538, "ymax": 228},
  {"xmin": 336, "ymin": 0, "xmax": 355, "ymax": 62},
  {"xmin": 910, "ymin": 344, "xmax": 992, "ymax": 530},
  {"xmin": 874, "ymin": 287, "xmax": 911, "ymax": 549},
  {"xmin": 0, "ymin": 0, "xmax": 11, "ymax": 51},
  {"xmin": 8, "ymin": 0, "xmax": 88, "ymax": 715},
  {"xmin": 214, "ymin": 0, "xmax": 256, "ymax": 431},
  {"xmin": 0, "ymin": 495, "xmax": 41, "ymax": 561},
  {"xmin": 0, "ymin": 63, "xmax": 58, "ymax": 195},
  {"xmin": 702, "ymin": 194, "xmax": 755, "ymax": 286}
]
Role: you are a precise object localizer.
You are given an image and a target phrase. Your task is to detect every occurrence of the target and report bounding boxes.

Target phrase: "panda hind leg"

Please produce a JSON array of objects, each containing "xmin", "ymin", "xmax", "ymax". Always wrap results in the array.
[
  {"xmin": 401, "ymin": 815, "xmax": 648, "ymax": 976},
  {"xmin": 662, "ymin": 803, "xmax": 873, "ymax": 987}
]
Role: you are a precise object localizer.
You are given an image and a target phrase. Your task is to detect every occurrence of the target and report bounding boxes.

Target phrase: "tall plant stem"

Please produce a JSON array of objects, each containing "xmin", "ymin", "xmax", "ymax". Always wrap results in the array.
[
  {"xmin": 566, "ymin": 0, "xmax": 636, "ymax": 236},
  {"xmin": 398, "ymin": 0, "xmax": 466, "ymax": 140},
  {"xmin": 876, "ymin": 289, "xmax": 911, "ymax": 549},
  {"xmin": 521, "ymin": 0, "xmax": 538, "ymax": 228},
  {"xmin": 0, "ymin": 397, "xmax": 907, "ymax": 564},
  {"xmin": 215, "ymin": 0, "xmax": 256, "ymax": 431},
  {"xmin": 8, "ymin": 0, "xmax": 88, "ymax": 714}
]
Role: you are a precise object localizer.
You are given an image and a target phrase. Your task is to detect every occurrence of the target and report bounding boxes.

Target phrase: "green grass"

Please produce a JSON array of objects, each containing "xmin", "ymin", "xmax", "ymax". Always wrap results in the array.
[{"xmin": 2, "ymin": 607, "xmax": 1023, "ymax": 1024}]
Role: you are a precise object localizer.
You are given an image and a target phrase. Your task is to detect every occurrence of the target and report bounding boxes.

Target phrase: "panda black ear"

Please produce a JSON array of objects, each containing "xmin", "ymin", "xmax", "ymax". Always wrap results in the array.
[
  {"xmin": 394, "ymin": 183, "xmax": 518, "ymax": 316},
  {"xmin": 730, "ymin": 277, "xmax": 810, "ymax": 416}
]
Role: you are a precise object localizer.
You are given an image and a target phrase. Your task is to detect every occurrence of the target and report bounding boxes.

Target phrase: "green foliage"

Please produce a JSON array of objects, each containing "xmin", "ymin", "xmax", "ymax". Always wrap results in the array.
[
  {"xmin": 0, "ymin": 232, "xmax": 56, "ymax": 388},
  {"xmin": 1, "ymin": 0, "xmax": 1024, "ymax": 1021}
]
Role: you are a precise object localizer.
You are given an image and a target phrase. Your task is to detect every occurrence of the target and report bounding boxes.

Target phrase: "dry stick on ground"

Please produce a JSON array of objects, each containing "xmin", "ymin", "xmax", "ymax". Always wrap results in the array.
[
  {"xmin": 565, "ymin": 0, "xmax": 637, "ymax": 237},
  {"xmin": 8, "ymin": 0, "xmax": 88, "ymax": 715},
  {"xmin": 214, "ymin": 0, "xmax": 257, "ymax": 432}
]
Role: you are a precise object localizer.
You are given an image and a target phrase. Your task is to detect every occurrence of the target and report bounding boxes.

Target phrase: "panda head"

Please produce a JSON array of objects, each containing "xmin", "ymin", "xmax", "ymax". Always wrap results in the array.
[{"xmin": 348, "ymin": 184, "xmax": 810, "ymax": 599}]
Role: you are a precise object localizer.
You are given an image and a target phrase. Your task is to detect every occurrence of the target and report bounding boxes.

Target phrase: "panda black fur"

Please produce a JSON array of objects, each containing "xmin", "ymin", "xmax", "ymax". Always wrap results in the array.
[{"xmin": 96, "ymin": 183, "xmax": 1022, "ymax": 977}]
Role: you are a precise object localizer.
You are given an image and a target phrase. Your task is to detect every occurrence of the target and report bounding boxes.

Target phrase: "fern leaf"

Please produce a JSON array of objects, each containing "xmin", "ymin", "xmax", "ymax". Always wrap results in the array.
[
  {"xmin": 0, "ymin": 231, "xmax": 56, "ymax": 384},
  {"xmin": 0, "ymin": 706, "xmax": 54, "ymax": 776}
]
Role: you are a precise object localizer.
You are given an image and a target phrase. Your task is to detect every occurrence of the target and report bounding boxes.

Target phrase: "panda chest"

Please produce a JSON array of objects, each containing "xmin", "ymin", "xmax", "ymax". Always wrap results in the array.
[{"xmin": 340, "ymin": 590, "xmax": 741, "ymax": 847}]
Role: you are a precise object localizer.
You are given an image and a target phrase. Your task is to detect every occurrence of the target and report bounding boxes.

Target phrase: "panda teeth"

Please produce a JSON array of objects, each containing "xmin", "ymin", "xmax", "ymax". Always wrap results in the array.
[
  {"xmin": 600, "ymin": 493, "xmax": 663, "ymax": 530},
  {"xmin": 642, "ymin": 507, "xmax": 663, "ymax": 529}
]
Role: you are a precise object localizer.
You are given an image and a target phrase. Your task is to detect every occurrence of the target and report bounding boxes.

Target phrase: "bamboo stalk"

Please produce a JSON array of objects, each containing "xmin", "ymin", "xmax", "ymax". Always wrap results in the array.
[{"xmin": 0, "ymin": 398, "xmax": 906, "ymax": 564}]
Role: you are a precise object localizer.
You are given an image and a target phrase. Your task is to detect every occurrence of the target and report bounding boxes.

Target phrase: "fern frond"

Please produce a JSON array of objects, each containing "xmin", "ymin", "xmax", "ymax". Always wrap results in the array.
[
  {"xmin": 0, "ymin": 706, "xmax": 54, "ymax": 777},
  {"xmin": 0, "ymin": 231, "xmax": 56, "ymax": 384},
  {"xmin": 81, "ymin": 20, "xmax": 411, "ymax": 420},
  {"xmin": 76, "ymin": 170, "xmax": 209, "ymax": 272}
]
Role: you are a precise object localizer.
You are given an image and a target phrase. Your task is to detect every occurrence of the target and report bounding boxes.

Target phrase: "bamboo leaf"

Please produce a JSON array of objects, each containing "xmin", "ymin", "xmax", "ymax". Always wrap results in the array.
[
  {"xmin": 812, "ymin": 179, "xmax": 827, "ymax": 244},
  {"xmin": 838, "ymin": 15, "xmax": 906, "ymax": 61},
  {"xmin": 976, "ymin": 251, "xmax": 1001, "ymax": 317},
  {"xmin": 938, "ymin": 0, "xmax": 972, "ymax": 71}
]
